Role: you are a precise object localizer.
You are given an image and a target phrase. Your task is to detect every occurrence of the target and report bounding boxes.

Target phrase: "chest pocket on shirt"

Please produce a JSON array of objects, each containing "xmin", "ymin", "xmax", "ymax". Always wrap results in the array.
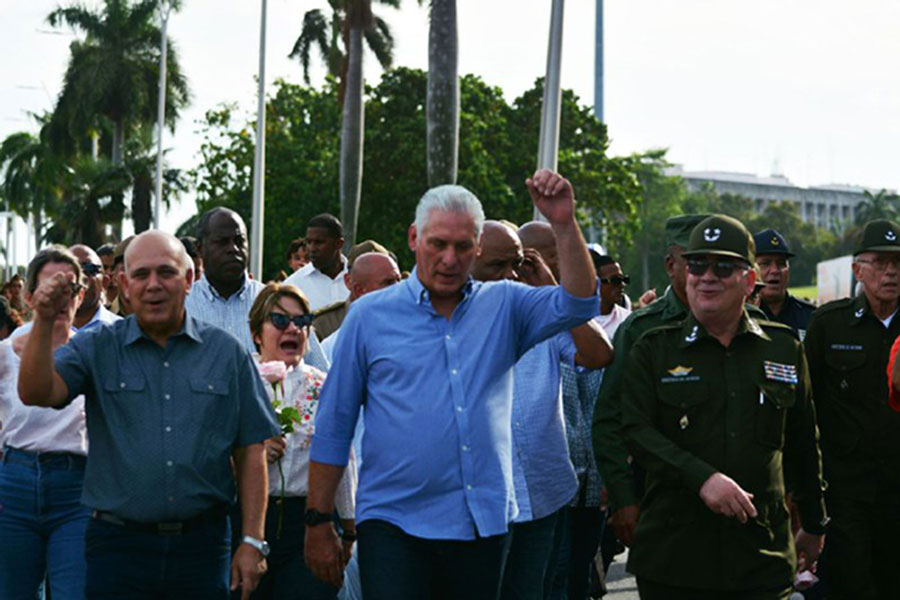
[
  {"xmin": 103, "ymin": 375, "xmax": 146, "ymax": 398},
  {"xmin": 658, "ymin": 382, "xmax": 710, "ymax": 445},
  {"xmin": 188, "ymin": 377, "xmax": 230, "ymax": 427},
  {"xmin": 756, "ymin": 382, "xmax": 796, "ymax": 449},
  {"xmin": 823, "ymin": 349, "xmax": 867, "ymax": 401}
]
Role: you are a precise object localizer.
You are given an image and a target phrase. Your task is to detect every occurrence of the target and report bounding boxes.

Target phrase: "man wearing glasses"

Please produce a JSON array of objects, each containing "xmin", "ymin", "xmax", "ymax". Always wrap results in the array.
[
  {"xmin": 594, "ymin": 253, "xmax": 631, "ymax": 339},
  {"xmin": 621, "ymin": 214, "xmax": 827, "ymax": 599},
  {"xmin": 804, "ymin": 219, "xmax": 900, "ymax": 600},
  {"xmin": 69, "ymin": 245, "xmax": 121, "ymax": 331},
  {"xmin": 752, "ymin": 229, "xmax": 815, "ymax": 340}
]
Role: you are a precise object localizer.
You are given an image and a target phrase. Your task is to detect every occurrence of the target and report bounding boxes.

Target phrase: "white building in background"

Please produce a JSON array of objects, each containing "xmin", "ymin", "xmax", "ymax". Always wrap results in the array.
[{"xmin": 668, "ymin": 167, "xmax": 892, "ymax": 232}]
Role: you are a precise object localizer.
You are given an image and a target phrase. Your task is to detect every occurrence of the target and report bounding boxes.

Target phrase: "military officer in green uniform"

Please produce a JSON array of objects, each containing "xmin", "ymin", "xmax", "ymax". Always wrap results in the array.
[
  {"xmin": 622, "ymin": 215, "xmax": 827, "ymax": 599},
  {"xmin": 593, "ymin": 214, "xmax": 709, "ymax": 546},
  {"xmin": 753, "ymin": 228, "xmax": 816, "ymax": 340},
  {"xmin": 804, "ymin": 219, "xmax": 900, "ymax": 600}
]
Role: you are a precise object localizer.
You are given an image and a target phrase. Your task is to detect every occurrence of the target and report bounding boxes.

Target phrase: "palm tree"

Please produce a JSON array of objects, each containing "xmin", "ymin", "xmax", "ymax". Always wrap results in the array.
[
  {"xmin": 48, "ymin": 0, "xmax": 189, "ymax": 235},
  {"xmin": 289, "ymin": 0, "xmax": 398, "ymax": 250},
  {"xmin": 854, "ymin": 189, "xmax": 900, "ymax": 226},
  {"xmin": 424, "ymin": 0, "xmax": 459, "ymax": 187}
]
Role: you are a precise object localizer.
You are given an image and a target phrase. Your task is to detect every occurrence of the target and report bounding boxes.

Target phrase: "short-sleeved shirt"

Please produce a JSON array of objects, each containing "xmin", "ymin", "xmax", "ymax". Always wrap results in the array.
[
  {"xmin": 510, "ymin": 331, "xmax": 578, "ymax": 522},
  {"xmin": 311, "ymin": 268, "xmax": 599, "ymax": 540},
  {"xmin": 54, "ymin": 314, "xmax": 280, "ymax": 522}
]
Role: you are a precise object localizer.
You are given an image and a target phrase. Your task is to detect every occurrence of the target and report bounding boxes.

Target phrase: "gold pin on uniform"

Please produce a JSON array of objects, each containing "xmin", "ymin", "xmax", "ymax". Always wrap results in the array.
[{"xmin": 679, "ymin": 415, "xmax": 689, "ymax": 430}]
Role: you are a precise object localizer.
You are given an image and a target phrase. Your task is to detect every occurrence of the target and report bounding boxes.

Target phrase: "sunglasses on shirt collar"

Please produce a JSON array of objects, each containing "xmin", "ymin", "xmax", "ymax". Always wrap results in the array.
[
  {"xmin": 686, "ymin": 258, "xmax": 749, "ymax": 279},
  {"xmin": 268, "ymin": 312, "xmax": 314, "ymax": 330}
]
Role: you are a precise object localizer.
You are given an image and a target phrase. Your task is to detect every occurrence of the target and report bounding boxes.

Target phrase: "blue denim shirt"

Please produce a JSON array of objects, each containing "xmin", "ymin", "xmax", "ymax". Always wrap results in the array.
[
  {"xmin": 310, "ymin": 269, "xmax": 598, "ymax": 540},
  {"xmin": 54, "ymin": 314, "xmax": 280, "ymax": 522},
  {"xmin": 511, "ymin": 331, "xmax": 579, "ymax": 522}
]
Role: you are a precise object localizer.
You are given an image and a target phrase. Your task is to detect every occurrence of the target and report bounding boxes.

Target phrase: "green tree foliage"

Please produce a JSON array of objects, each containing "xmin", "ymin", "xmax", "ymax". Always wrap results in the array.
[{"xmin": 188, "ymin": 68, "xmax": 640, "ymax": 280}]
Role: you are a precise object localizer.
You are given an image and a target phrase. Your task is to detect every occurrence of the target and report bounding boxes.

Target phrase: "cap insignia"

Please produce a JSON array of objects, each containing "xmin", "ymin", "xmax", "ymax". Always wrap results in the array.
[
  {"xmin": 703, "ymin": 227, "xmax": 722, "ymax": 242},
  {"xmin": 771, "ymin": 236, "xmax": 780, "ymax": 246},
  {"xmin": 886, "ymin": 230, "xmax": 897, "ymax": 242}
]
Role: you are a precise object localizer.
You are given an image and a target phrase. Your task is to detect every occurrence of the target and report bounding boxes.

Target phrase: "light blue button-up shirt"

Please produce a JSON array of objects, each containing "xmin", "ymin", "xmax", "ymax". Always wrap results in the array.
[
  {"xmin": 511, "ymin": 331, "xmax": 579, "ymax": 522},
  {"xmin": 311, "ymin": 268, "xmax": 598, "ymax": 540}
]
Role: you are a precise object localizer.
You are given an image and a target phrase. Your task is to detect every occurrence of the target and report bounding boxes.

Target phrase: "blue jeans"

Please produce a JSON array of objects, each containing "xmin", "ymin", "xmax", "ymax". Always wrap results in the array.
[
  {"xmin": 357, "ymin": 519, "xmax": 511, "ymax": 600},
  {"xmin": 85, "ymin": 512, "xmax": 231, "ymax": 599},
  {"xmin": 500, "ymin": 510, "xmax": 561, "ymax": 600},
  {"xmin": 0, "ymin": 447, "xmax": 90, "ymax": 600}
]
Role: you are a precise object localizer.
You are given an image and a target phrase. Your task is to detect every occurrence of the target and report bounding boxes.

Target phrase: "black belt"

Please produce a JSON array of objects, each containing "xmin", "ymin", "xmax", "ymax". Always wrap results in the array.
[
  {"xmin": 2, "ymin": 447, "xmax": 86, "ymax": 470},
  {"xmin": 91, "ymin": 503, "xmax": 228, "ymax": 536}
]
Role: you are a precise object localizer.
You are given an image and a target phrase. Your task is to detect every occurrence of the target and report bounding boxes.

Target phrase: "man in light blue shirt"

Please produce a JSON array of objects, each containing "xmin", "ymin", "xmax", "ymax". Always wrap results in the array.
[
  {"xmin": 471, "ymin": 222, "xmax": 611, "ymax": 600},
  {"xmin": 185, "ymin": 207, "xmax": 330, "ymax": 370},
  {"xmin": 305, "ymin": 170, "xmax": 601, "ymax": 599}
]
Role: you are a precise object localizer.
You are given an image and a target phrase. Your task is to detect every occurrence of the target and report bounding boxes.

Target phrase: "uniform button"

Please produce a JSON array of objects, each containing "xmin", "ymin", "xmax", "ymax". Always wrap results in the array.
[
  {"xmin": 166, "ymin": 460, "xmax": 173, "ymax": 467},
  {"xmin": 164, "ymin": 394, "xmax": 171, "ymax": 400},
  {"xmin": 451, "ymin": 369, "xmax": 458, "ymax": 376},
  {"xmin": 120, "ymin": 382, "xmax": 126, "ymax": 389},
  {"xmin": 163, "ymin": 361, "xmax": 169, "ymax": 368},
  {"xmin": 165, "ymin": 426, "xmax": 172, "ymax": 433},
  {"xmin": 208, "ymin": 384, "xmax": 214, "ymax": 391}
]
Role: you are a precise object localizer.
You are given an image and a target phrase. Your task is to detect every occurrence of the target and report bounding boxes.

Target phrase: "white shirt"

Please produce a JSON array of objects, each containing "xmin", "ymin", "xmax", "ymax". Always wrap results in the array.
[
  {"xmin": 283, "ymin": 258, "xmax": 349, "ymax": 311},
  {"xmin": 595, "ymin": 303, "xmax": 631, "ymax": 339},
  {"xmin": 0, "ymin": 340, "xmax": 87, "ymax": 455},
  {"xmin": 263, "ymin": 361, "xmax": 357, "ymax": 517}
]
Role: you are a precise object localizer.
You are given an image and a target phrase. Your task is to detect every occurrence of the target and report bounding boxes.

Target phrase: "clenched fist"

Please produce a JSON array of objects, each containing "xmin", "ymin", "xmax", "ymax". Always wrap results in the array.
[
  {"xmin": 526, "ymin": 169, "xmax": 576, "ymax": 226},
  {"xmin": 31, "ymin": 272, "xmax": 79, "ymax": 322}
]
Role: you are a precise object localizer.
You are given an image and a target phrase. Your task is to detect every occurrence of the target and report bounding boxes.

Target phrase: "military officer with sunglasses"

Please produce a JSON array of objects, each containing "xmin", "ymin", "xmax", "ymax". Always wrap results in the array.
[
  {"xmin": 621, "ymin": 214, "xmax": 827, "ymax": 600},
  {"xmin": 804, "ymin": 219, "xmax": 900, "ymax": 600}
]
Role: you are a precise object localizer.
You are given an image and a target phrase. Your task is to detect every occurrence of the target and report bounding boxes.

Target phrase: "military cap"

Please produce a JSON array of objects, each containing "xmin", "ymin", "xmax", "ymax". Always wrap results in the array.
[
  {"xmin": 112, "ymin": 235, "xmax": 135, "ymax": 266},
  {"xmin": 683, "ymin": 214, "xmax": 755, "ymax": 264},
  {"xmin": 854, "ymin": 219, "xmax": 900, "ymax": 255},
  {"xmin": 347, "ymin": 239, "xmax": 391, "ymax": 268},
  {"xmin": 665, "ymin": 214, "xmax": 711, "ymax": 248},
  {"xmin": 753, "ymin": 228, "xmax": 794, "ymax": 257}
]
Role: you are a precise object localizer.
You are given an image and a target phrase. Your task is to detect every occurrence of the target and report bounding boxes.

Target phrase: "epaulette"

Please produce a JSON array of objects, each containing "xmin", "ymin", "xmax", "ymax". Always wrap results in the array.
[
  {"xmin": 634, "ymin": 321, "xmax": 683, "ymax": 343},
  {"xmin": 791, "ymin": 295, "xmax": 817, "ymax": 310},
  {"xmin": 756, "ymin": 318, "xmax": 800, "ymax": 340},
  {"xmin": 314, "ymin": 301, "xmax": 345, "ymax": 317},
  {"xmin": 811, "ymin": 297, "xmax": 853, "ymax": 317}
]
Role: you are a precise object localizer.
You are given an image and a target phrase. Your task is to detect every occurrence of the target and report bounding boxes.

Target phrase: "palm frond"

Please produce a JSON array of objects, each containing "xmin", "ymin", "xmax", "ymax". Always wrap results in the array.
[
  {"xmin": 289, "ymin": 9, "xmax": 330, "ymax": 84},
  {"xmin": 365, "ymin": 16, "xmax": 394, "ymax": 69}
]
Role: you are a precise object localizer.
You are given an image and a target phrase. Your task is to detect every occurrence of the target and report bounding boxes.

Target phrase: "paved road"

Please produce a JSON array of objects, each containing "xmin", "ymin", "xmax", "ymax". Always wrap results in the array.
[{"xmin": 603, "ymin": 549, "xmax": 639, "ymax": 600}]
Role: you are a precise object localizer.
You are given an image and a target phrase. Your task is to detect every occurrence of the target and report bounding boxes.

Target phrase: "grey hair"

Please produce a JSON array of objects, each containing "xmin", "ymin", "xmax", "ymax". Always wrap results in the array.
[{"xmin": 414, "ymin": 185, "xmax": 485, "ymax": 239}]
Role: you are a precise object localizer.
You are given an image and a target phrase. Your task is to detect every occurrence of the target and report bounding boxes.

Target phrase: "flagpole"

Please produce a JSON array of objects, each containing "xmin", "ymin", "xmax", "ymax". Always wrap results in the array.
[
  {"xmin": 535, "ymin": 0, "xmax": 565, "ymax": 220},
  {"xmin": 250, "ymin": 0, "xmax": 268, "ymax": 279}
]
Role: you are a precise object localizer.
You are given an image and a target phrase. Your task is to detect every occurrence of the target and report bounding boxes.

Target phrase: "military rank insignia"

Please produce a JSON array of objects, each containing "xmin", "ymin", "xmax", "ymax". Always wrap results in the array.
[{"xmin": 763, "ymin": 361, "xmax": 798, "ymax": 384}]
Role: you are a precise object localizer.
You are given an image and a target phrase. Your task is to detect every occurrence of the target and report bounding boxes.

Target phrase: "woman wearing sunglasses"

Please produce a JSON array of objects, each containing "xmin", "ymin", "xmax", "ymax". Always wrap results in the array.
[{"xmin": 247, "ymin": 283, "xmax": 357, "ymax": 599}]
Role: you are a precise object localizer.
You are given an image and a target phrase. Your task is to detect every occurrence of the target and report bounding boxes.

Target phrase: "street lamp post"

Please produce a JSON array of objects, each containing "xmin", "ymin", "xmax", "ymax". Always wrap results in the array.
[
  {"xmin": 535, "ymin": 0, "xmax": 565, "ymax": 221},
  {"xmin": 153, "ymin": 0, "xmax": 170, "ymax": 230},
  {"xmin": 250, "ymin": 0, "xmax": 268, "ymax": 279}
]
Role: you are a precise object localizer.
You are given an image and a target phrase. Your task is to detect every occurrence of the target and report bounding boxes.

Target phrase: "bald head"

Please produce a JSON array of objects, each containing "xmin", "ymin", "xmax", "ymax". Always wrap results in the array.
[
  {"xmin": 125, "ymin": 230, "xmax": 192, "ymax": 275},
  {"xmin": 471, "ymin": 220, "xmax": 524, "ymax": 282},
  {"xmin": 346, "ymin": 252, "xmax": 401, "ymax": 301},
  {"xmin": 517, "ymin": 221, "xmax": 559, "ymax": 279}
]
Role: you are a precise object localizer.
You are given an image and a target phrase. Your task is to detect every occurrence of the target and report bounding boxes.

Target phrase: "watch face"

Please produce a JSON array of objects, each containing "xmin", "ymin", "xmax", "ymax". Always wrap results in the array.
[{"xmin": 260, "ymin": 541, "xmax": 271, "ymax": 557}]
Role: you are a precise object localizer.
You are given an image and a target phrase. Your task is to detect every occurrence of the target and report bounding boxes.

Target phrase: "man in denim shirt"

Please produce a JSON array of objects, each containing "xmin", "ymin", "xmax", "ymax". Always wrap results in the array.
[
  {"xmin": 19, "ymin": 230, "xmax": 280, "ymax": 599},
  {"xmin": 471, "ymin": 221, "xmax": 611, "ymax": 600},
  {"xmin": 305, "ymin": 170, "xmax": 601, "ymax": 599}
]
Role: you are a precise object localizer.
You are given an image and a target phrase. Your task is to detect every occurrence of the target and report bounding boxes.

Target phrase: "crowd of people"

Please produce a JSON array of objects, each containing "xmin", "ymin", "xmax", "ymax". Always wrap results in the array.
[{"xmin": 0, "ymin": 167, "xmax": 897, "ymax": 600}]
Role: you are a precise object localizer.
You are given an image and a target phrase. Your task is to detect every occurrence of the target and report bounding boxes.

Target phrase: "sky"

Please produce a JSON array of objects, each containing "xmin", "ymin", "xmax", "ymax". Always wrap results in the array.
[{"xmin": 2, "ymin": 0, "xmax": 900, "ymax": 263}]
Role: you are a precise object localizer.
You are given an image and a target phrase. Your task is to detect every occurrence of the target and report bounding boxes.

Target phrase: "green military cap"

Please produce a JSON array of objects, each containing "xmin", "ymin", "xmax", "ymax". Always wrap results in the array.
[
  {"xmin": 665, "ymin": 214, "xmax": 711, "ymax": 248},
  {"xmin": 683, "ymin": 214, "xmax": 755, "ymax": 264},
  {"xmin": 347, "ymin": 239, "xmax": 392, "ymax": 268},
  {"xmin": 854, "ymin": 219, "xmax": 900, "ymax": 255}
]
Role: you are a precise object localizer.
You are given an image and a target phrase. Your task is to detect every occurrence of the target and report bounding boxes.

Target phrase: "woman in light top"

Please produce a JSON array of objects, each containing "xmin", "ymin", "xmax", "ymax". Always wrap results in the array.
[
  {"xmin": 0, "ymin": 247, "xmax": 88, "ymax": 599},
  {"xmin": 248, "ymin": 283, "xmax": 357, "ymax": 600}
]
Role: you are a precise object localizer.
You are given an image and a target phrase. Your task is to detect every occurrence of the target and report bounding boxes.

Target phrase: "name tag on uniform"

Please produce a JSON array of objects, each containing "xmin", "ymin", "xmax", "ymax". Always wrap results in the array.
[{"xmin": 763, "ymin": 361, "xmax": 798, "ymax": 385}]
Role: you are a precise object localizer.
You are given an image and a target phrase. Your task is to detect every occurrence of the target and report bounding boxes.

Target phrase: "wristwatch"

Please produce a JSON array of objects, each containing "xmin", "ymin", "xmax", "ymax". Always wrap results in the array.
[
  {"xmin": 242, "ymin": 535, "xmax": 271, "ymax": 557},
  {"xmin": 304, "ymin": 508, "xmax": 333, "ymax": 527}
]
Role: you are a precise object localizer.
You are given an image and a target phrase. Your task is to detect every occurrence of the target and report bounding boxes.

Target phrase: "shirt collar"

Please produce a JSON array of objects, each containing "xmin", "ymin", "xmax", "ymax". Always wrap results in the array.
[
  {"xmin": 198, "ymin": 272, "xmax": 251, "ymax": 302},
  {"xmin": 123, "ymin": 312, "xmax": 203, "ymax": 346},
  {"xmin": 407, "ymin": 267, "xmax": 477, "ymax": 307},
  {"xmin": 679, "ymin": 309, "xmax": 770, "ymax": 348},
  {"xmin": 661, "ymin": 287, "xmax": 689, "ymax": 322}
]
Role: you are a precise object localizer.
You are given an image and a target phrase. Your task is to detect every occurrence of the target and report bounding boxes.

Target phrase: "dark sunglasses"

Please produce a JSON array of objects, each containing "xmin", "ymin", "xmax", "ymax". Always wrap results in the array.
[
  {"xmin": 268, "ymin": 312, "xmax": 313, "ymax": 330},
  {"xmin": 687, "ymin": 258, "xmax": 748, "ymax": 279},
  {"xmin": 600, "ymin": 275, "xmax": 630, "ymax": 285},
  {"xmin": 81, "ymin": 262, "xmax": 102, "ymax": 276}
]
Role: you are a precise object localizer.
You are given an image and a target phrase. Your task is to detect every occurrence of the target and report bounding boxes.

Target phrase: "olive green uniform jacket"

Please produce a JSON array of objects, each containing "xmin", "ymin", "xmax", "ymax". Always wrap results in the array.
[
  {"xmin": 804, "ymin": 293, "xmax": 900, "ymax": 499},
  {"xmin": 621, "ymin": 311, "xmax": 827, "ymax": 591}
]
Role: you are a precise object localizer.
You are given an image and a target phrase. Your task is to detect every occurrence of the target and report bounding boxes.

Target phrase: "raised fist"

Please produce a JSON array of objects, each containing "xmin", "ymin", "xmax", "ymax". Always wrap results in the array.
[
  {"xmin": 31, "ymin": 272, "xmax": 78, "ymax": 322},
  {"xmin": 526, "ymin": 169, "xmax": 576, "ymax": 226}
]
